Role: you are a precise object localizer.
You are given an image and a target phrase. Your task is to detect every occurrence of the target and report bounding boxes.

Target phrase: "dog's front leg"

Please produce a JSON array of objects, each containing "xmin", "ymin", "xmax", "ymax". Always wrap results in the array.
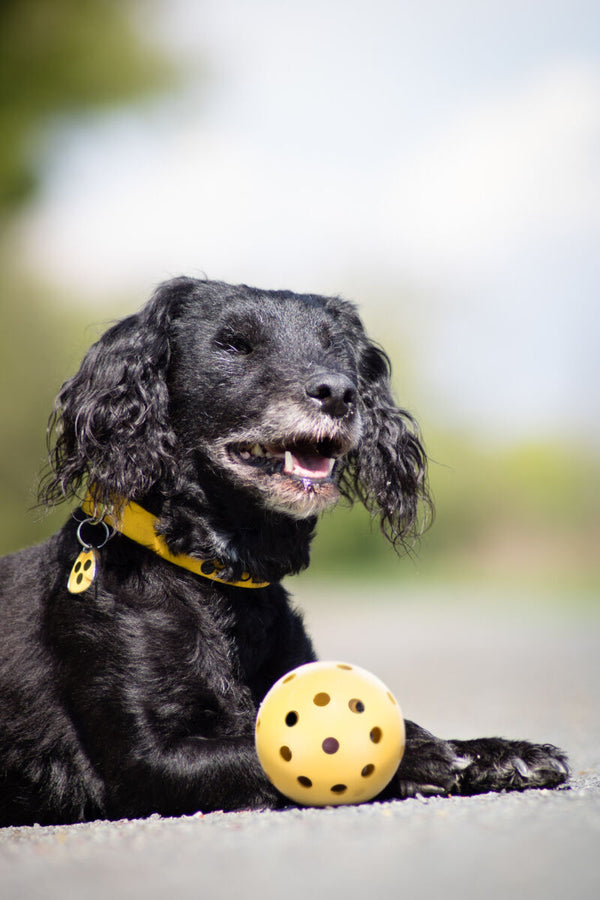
[
  {"xmin": 385, "ymin": 721, "xmax": 471, "ymax": 798},
  {"xmin": 387, "ymin": 721, "xmax": 569, "ymax": 799},
  {"xmin": 106, "ymin": 734, "xmax": 285, "ymax": 818}
]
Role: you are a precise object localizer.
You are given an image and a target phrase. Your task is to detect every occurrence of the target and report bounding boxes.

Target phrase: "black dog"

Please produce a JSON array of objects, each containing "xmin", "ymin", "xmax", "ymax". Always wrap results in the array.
[{"xmin": 0, "ymin": 277, "xmax": 568, "ymax": 825}]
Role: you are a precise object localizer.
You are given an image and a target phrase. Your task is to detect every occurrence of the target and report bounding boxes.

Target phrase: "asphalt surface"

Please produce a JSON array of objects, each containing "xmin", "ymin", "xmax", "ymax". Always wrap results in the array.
[{"xmin": 1, "ymin": 584, "xmax": 599, "ymax": 900}]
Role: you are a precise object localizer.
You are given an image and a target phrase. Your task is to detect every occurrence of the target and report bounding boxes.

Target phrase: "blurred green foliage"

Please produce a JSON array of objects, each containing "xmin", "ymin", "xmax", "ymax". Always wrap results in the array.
[
  {"xmin": 307, "ymin": 430, "xmax": 600, "ymax": 590},
  {"xmin": 0, "ymin": 261, "xmax": 104, "ymax": 551},
  {"xmin": 0, "ymin": 0, "xmax": 176, "ymax": 546},
  {"xmin": 0, "ymin": 0, "xmax": 597, "ymax": 595},
  {"xmin": 0, "ymin": 0, "xmax": 174, "ymax": 214}
]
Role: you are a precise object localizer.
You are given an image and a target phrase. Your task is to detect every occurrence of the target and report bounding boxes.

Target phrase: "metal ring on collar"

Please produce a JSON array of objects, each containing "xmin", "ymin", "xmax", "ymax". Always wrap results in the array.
[{"xmin": 76, "ymin": 518, "xmax": 111, "ymax": 550}]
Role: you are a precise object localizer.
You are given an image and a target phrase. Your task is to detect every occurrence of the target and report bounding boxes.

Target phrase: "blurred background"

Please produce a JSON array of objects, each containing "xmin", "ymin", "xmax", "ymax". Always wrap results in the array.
[{"xmin": 1, "ymin": 0, "xmax": 598, "ymax": 598}]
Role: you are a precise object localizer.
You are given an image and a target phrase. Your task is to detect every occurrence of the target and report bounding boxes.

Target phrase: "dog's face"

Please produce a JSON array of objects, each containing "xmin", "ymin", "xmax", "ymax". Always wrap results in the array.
[
  {"xmin": 43, "ymin": 278, "xmax": 428, "ymax": 552},
  {"xmin": 167, "ymin": 286, "xmax": 364, "ymax": 518}
]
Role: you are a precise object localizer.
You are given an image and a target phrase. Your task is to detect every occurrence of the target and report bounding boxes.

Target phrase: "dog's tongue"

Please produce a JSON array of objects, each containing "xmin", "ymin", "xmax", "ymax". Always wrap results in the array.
[{"xmin": 284, "ymin": 449, "xmax": 332, "ymax": 480}]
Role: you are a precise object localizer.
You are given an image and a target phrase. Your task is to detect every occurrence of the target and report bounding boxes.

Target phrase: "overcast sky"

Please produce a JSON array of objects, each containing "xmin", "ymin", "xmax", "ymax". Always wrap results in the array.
[{"xmin": 18, "ymin": 0, "xmax": 600, "ymax": 443}]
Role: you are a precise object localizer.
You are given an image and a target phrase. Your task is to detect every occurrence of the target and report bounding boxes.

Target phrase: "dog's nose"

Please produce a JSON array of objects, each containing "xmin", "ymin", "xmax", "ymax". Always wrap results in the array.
[{"xmin": 305, "ymin": 372, "xmax": 357, "ymax": 418}]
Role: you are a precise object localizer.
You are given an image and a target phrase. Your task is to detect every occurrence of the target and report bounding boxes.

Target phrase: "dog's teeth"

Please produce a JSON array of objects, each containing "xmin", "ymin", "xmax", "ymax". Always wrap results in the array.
[
  {"xmin": 284, "ymin": 450, "xmax": 294, "ymax": 473},
  {"xmin": 240, "ymin": 449, "xmax": 251, "ymax": 459},
  {"xmin": 327, "ymin": 458, "xmax": 335, "ymax": 475},
  {"xmin": 250, "ymin": 444, "xmax": 265, "ymax": 457}
]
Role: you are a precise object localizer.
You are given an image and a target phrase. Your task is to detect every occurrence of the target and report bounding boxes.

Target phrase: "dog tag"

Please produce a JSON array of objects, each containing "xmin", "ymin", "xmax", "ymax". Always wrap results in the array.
[{"xmin": 67, "ymin": 548, "xmax": 98, "ymax": 594}]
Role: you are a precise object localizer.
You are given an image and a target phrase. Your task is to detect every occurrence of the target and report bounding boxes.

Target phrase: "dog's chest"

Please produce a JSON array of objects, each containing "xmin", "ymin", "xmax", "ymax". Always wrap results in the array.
[{"xmin": 223, "ymin": 594, "xmax": 277, "ymax": 676}]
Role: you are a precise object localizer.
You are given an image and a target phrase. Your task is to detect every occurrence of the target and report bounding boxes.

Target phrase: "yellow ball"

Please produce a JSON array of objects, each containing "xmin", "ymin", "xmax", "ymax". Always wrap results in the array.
[{"xmin": 255, "ymin": 661, "xmax": 405, "ymax": 806}]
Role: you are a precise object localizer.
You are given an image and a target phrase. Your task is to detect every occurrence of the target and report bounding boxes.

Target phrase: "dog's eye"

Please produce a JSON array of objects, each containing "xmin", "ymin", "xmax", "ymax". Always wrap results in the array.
[{"xmin": 215, "ymin": 333, "xmax": 253, "ymax": 355}]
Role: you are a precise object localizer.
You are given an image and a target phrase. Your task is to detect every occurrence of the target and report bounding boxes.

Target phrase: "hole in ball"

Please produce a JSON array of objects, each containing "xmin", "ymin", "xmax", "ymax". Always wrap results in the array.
[
  {"xmin": 361, "ymin": 764, "xmax": 375, "ymax": 778},
  {"xmin": 297, "ymin": 776, "xmax": 312, "ymax": 788},
  {"xmin": 348, "ymin": 698, "xmax": 365, "ymax": 714},
  {"xmin": 330, "ymin": 784, "xmax": 348, "ymax": 794},
  {"xmin": 370, "ymin": 727, "xmax": 382, "ymax": 744},
  {"xmin": 279, "ymin": 746, "xmax": 292, "ymax": 762},
  {"xmin": 283, "ymin": 674, "xmax": 297, "ymax": 683},
  {"xmin": 285, "ymin": 711, "xmax": 299, "ymax": 727},
  {"xmin": 337, "ymin": 664, "xmax": 352, "ymax": 671},
  {"xmin": 387, "ymin": 692, "xmax": 396, "ymax": 705},
  {"xmin": 313, "ymin": 692, "xmax": 330, "ymax": 707},
  {"xmin": 322, "ymin": 737, "xmax": 340, "ymax": 754}
]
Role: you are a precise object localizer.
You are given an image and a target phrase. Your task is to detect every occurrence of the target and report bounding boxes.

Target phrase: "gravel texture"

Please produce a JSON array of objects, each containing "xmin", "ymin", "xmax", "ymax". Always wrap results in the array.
[{"xmin": 2, "ymin": 585, "xmax": 599, "ymax": 900}]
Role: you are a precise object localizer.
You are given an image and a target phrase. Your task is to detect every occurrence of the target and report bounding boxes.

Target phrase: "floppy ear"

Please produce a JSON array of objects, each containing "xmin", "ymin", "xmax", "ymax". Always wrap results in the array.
[
  {"xmin": 40, "ymin": 280, "xmax": 189, "ymax": 511},
  {"xmin": 340, "ymin": 336, "xmax": 432, "ymax": 549}
]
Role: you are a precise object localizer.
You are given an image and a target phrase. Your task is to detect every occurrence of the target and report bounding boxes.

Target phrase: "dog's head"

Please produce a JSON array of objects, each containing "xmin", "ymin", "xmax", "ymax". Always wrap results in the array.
[{"xmin": 42, "ymin": 278, "xmax": 430, "ymax": 550}]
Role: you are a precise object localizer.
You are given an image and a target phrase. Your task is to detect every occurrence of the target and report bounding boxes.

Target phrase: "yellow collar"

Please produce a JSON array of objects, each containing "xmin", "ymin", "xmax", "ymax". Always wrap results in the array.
[{"xmin": 81, "ymin": 493, "xmax": 269, "ymax": 589}]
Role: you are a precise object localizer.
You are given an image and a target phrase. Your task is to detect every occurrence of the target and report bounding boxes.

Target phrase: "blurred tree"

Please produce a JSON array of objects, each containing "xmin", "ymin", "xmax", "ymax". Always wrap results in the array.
[
  {"xmin": 0, "ymin": 0, "xmax": 179, "ymax": 553},
  {"xmin": 0, "ymin": 0, "xmax": 175, "ymax": 216}
]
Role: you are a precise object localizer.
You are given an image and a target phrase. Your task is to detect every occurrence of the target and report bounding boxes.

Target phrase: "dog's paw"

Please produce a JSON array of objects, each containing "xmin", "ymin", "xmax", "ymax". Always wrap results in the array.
[
  {"xmin": 449, "ymin": 736, "xmax": 570, "ymax": 794},
  {"xmin": 388, "ymin": 722, "xmax": 569, "ymax": 800}
]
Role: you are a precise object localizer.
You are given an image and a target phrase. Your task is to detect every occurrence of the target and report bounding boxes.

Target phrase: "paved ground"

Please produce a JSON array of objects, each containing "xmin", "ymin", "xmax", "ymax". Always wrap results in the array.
[{"xmin": 1, "ymin": 584, "xmax": 599, "ymax": 900}]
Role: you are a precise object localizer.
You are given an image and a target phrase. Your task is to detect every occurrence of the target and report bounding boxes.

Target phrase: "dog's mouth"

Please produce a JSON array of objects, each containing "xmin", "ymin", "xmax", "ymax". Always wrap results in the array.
[
  {"xmin": 229, "ymin": 438, "xmax": 342, "ymax": 481},
  {"xmin": 224, "ymin": 435, "xmax": 349, "ymax": 518}
]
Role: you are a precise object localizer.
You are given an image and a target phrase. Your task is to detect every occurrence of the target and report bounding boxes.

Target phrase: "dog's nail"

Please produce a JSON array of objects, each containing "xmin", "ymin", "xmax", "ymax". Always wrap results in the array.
[{"xmin": 513, "ymin": 757, "xmax": 530, "ymax": 778}]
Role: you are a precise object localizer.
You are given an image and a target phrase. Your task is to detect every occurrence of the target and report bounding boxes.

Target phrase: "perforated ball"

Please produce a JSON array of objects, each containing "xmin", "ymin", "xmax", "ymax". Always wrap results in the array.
[{"xmin": 255, "ymin": 661, "xmax": 405, "ymax": 806}]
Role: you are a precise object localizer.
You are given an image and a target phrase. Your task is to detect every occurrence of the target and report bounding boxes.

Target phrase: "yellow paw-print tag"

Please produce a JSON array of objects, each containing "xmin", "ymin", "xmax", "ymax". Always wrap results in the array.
[{"xmin": 67, "ymin": 548, "xmax": 98, "ymax": 594}]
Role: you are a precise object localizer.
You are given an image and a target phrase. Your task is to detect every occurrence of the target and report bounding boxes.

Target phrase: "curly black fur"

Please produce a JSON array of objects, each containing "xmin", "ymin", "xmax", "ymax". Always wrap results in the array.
[{"xmin": 0, "ymin": 278, "xmax": 568, "ymax": 825}]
